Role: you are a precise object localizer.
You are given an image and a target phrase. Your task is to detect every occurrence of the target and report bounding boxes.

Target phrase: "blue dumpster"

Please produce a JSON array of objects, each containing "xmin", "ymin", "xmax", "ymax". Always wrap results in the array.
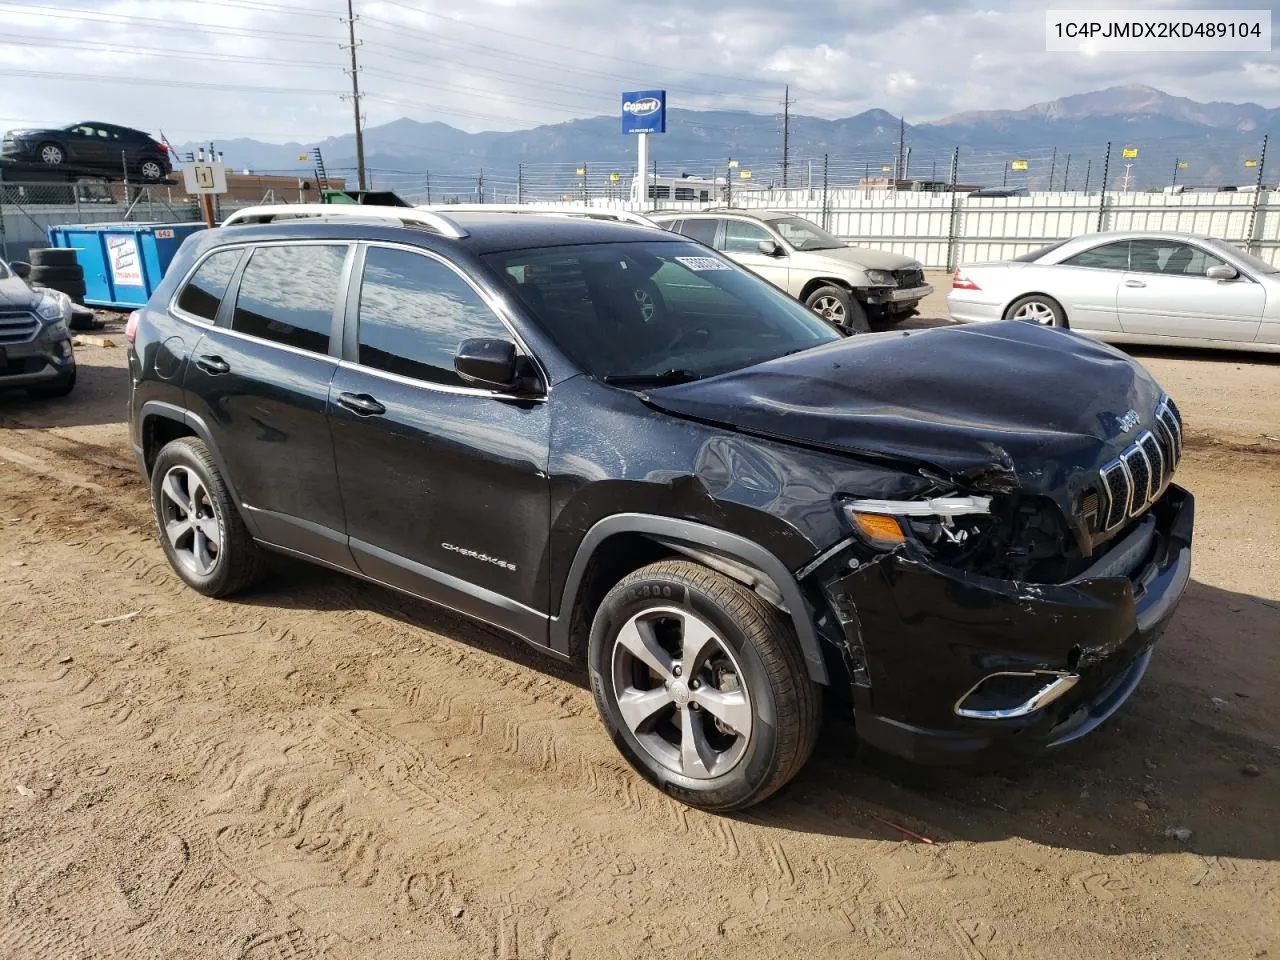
[{"xmin": 46, "ymin": 222, "xmax": 208, "ymax": 309}]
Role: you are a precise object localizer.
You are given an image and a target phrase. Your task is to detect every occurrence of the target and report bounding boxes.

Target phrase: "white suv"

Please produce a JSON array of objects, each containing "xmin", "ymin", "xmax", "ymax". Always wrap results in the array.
[{"xmin": 653, "ymin": 209, "xmax": 931, "ymax": 333}]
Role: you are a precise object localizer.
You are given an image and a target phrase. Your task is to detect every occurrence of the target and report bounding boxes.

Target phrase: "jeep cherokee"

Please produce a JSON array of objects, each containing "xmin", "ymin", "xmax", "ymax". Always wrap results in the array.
[{"xmin": 127, "ymin": 204, "xmax": 1193, "ymax": 812}]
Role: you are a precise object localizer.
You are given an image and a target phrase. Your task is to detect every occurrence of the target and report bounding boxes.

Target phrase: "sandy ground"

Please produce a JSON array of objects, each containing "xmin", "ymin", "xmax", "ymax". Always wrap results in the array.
[{"xmin": 0, "ymin": 313, "xmax": 1277, "ymax": 959}]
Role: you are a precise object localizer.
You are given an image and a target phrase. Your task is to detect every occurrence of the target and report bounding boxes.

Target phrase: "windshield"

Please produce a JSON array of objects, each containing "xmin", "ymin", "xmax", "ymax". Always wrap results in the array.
[
  {"xmin": 484, "ymin": 240, "xmax": 841, "ymax": 383},
  {"xmin": 1204, "ymin": 238, "xmax": 1280, "ymax": 275},
  {"xmin": 768, "ymin": 216, "xmax": 846, "ymax": 251}
]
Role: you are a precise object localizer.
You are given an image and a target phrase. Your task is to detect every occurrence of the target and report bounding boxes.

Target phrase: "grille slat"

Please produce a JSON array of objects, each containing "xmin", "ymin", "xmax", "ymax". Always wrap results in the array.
[
  {"xmin": 1096, "ymin": 397, "xmax": 1183, "ymax": 533},
  {"xmin": 0, "ymin": 310, "xmax": 39, "ymax": 345}
]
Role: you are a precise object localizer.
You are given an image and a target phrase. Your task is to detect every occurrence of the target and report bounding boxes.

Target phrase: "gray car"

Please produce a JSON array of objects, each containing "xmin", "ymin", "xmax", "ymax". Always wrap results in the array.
[
  {"xmin": 652, "ymin": 209, "xmax": 932, "ymax": 333},
  {"xmin": 0, "ymin": 259, "xmax": 77, "ymax": 397},
  {"xmin": 948, "ymin": 230, "xmax": 1280, "ymax": 354}
]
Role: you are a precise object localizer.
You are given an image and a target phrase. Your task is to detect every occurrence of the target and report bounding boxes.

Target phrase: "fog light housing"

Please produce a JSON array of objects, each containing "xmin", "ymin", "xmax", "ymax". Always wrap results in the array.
[{"xmin": 954, "ymin": 670, "xmax": 1079, "ymax": 719}]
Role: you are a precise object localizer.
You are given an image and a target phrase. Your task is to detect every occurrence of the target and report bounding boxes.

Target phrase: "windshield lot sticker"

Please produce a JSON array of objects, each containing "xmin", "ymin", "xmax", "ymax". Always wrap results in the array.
[{"xmin": 676, "ymin": 256, "xmax": 731, "ymax": 272}]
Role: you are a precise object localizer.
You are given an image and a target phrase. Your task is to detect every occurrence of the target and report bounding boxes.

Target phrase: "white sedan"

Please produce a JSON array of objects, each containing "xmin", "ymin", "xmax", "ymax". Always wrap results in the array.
[{"xmin": 948, "ymin": 230, "xmax": 1280, "ymax": 353}]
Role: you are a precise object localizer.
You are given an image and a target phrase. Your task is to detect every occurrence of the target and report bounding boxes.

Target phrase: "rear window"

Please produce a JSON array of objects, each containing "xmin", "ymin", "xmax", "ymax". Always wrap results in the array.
[
  {"xmin": 175, "ymin": 249, "xmax": 242, "ymax": 321},
  {"xmin": 1012, "ymin": 240, "xmax": 1071, "ymax": 262},
  {"xmin": 231, "ymin": 244, "xmax": 347, "ymax": 353}
]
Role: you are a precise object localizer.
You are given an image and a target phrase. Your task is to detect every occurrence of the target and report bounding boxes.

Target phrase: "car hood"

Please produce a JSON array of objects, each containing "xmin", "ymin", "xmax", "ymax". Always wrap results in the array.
[
  {"xmin": 0, "ymin": 276, "xmax": 36, "ymax": 307},
  {"xmin": 805, "ymin": 245, "xmax": 921, "ymax": 271},
  {"xmin": 645, "ymin": 320, "xmax": 1168, "ymax": 545}
]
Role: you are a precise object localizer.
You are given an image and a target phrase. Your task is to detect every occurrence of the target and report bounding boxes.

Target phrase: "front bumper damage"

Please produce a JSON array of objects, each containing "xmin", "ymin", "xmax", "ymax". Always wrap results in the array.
[{"xmin": 808, "ymin": 484, "xmax": 1193, "ymax": 767}]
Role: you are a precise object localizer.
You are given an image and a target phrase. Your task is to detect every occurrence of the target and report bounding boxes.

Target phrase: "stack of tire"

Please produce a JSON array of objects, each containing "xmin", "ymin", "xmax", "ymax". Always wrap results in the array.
[{"xmin": 28, "ymin": 247, "xmax": 96, "ymax": 331}]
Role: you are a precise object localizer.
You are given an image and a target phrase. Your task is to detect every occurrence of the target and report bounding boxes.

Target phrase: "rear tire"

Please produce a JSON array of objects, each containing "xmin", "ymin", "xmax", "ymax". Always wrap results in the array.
[
  {"xmin": 1004, "ymin": 294, "xmax": 1066, "ymax": 327},
  {"xmin": 150, "ymin": 437, "xmax": 265, "ymax": 598},
  {"xmin": 588, "ymin": 559, "xmax": 822, "ymax": 812},
  {"xmin": 805, "ymin": 285, "xmax": 870, "ymax": 334},
  {"xmin": 139, "ymin": 158, "xmax": 165, "ymax": 182}
]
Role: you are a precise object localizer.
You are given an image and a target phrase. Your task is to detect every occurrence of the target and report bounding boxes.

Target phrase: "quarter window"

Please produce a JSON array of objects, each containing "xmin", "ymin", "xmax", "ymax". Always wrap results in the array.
[
  {"xmin": 176, "ymin": 249, "xmax": 243, "ymax": 322},
  {"xmin": 231, "ymin": 244, "xmax": 347, "ymax": 354},
  {"xmin": 722, "ymin": 220, "xmax": 774, "ymax": 254},
  {"xmin": 1061, "ymin": 241, "xmax": 1131, "ymax": 271},
  {"xmin": 356, "ymin": 246, "xmax": 512, "ymax": 387}
]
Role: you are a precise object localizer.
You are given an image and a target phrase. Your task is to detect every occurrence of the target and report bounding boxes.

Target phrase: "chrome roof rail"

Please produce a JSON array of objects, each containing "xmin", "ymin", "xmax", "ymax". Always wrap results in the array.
[
  {"xmin": 220, "ymin": 204, "xmax": 469, "ymax": 238},
  {"xmin": 416, "ymin": 203, "xmax": 658, "ymax": 228}
]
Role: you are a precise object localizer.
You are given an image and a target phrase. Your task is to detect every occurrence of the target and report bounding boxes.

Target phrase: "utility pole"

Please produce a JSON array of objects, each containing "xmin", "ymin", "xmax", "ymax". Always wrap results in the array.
[
  {"xmin": 1084, "ymin": 158, "xmax": 1092, "ymax": 193},
  {"xmin": 896, "ymin": 115, "xmax": 906, "ymax": 181},
  {"xmin": 1062, "ymin": 154, "xmax": 1071, "ymax": 191},
  {"xmin": 1171, "ymin": 158, "xmax": 1180, "ymax": 188},
  {"xmin": 781, "ymin": 84, "xmax": 792, "ymax": 188},
  {"xmin": 424, "ymin": 170, "xmax": 431, "ymax": 204},
  {"xmin": 341, "ymin": 0, "xmax": 367, "ymax": 190}
]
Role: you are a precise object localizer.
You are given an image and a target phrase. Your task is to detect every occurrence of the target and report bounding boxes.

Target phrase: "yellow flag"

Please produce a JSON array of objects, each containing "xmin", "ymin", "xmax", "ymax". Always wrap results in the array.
[
  {"xmin": 1010, "ymin": 159, "xmax": 1028, "ymax": 171},
  {"xmin": 881, "ymin": 164, "xmax": 892, "ymax": 172},
  {"xmin": 740, "ymin": 170, "xmax": 752, "ymax": 180},
  {"xmin": 1177, "ymin": 161, "xmax": 1188, "ymax": 169},
  {"xmin": 609, "ymin": 172, "xmax": 620, "ymax": 182},
  {"xmin": 575, "ymin": 167, "xmax": 585, "ymax": 176},
  {"xmin": 1122, "ymin": 147, "xmax": 1139, "ymax": 159},
  {"xmin": 297, "ymin": 154, "xmax": 309, "ymax": 161},
  {"xmin": 1245, "ymin": 159, "xmax": 1259, "ymax": 168},
  {"xmin": 728, "ymin": 159, "xmax": 739, "ymax": 169}
]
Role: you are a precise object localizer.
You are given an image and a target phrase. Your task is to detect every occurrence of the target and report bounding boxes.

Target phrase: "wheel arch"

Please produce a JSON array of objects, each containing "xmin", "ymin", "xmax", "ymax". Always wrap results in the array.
[
  {"xmin": 138, "ymin": 401, "xmax": 260, "ymax": 537},
  {"xmin": 1002, "ymin": 291, "xmax": 1068, "ymax": 326},
  {"xmin": 799, "ymin": 276, "xmax": 860, "ymax": 303},
  {"xmin": 551, "ymin": 513, "xmax": 830, "ymax": 684}
]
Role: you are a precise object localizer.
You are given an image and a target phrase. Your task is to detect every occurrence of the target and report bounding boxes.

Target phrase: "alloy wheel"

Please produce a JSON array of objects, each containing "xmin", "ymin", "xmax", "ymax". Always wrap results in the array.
[
  {"xmin": 158, "ymin": 465, "xmax": 223, "ymax": 578},
  {"xmin": 633, "ymin": 287, "xmax": 657, "ymax": 323},
  {"xmin": 40, "ymin": 145, "xmax": 64, "ymax": 166},
  {"xmin": 141, "ymin": 160, "xmax": 163, "ymax": 181},
  {"xmin": 812, "ymin": 295, "xmax": 846, "ymax": 324},
  {"xmin": 1012, "ymin": 301, "xmax": 1057, "ymax": 325},
  {"xmin": 610, "ymin": 606, "xmax": 753, "ymax": 780}
]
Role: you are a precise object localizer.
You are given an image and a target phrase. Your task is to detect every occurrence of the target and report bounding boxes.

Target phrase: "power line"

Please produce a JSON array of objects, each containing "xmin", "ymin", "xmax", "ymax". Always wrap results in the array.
[
  {"xmin": 0, "ymin": 2, "xmax": 338, "ymax": 43},
  {"xmin": 0, "ymin": 34, "xmax": 341, "ymax": 69},
  {"xmin": 0, "ymin": 68, "xmax": 342, "ymax": 97}
]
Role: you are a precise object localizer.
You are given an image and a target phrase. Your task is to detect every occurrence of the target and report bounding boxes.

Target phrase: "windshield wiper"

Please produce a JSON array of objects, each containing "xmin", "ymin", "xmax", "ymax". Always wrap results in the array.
[{"xmin": 602, "ymin": 369, "xmax": 703, "ymax": 387}]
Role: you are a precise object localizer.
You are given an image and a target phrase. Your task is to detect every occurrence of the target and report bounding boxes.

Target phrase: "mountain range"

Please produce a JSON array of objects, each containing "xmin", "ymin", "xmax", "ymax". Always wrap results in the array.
[{"xmin": 174, "ymin": 85, "xmax": 1278, "ymax": 193}]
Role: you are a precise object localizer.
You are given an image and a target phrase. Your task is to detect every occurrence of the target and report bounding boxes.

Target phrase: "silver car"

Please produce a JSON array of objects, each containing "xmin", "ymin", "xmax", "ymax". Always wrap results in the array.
[
  {"xmin": 949, "ymin": 230, "xmax": 1280, "ymax": 353},
  {"xmin": 653, "ymin": 209, "xmax": 932, "ymax": 333}
]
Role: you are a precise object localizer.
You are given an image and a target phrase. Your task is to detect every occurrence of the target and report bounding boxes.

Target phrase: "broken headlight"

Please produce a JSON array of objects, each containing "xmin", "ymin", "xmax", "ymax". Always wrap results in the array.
[{"xmin": 841, "ymin": 495, "xmax": 995, "ymax": 555}]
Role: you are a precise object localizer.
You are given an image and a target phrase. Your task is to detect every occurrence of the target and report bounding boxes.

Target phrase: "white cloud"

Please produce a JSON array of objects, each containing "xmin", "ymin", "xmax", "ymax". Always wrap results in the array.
[{"xmin": 0, "ymin": 0, "xmax": 1271, "ymax": 146}]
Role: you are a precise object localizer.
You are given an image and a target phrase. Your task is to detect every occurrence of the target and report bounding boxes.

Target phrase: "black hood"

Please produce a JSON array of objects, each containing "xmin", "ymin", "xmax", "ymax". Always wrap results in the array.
[{"xmin": 645, "ymin": 320, "xmax": 1167, "ymax": 537}]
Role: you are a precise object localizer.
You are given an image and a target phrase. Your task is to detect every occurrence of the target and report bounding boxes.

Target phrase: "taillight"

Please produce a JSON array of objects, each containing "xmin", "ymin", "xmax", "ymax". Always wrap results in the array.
[
  {"xmin": 157, "ymin": 142, "xmax": 168, "ymax": 153},
  {"xmin": 126, "ymin": 310, "xmax": 140, "ymax": 344},
  {"xmin": 952, "ymin": 269, "xmax": 980, "ymax": 291}
]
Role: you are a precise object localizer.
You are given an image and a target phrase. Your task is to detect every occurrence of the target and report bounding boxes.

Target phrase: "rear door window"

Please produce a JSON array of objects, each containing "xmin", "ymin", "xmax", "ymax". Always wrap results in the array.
[
  {"xmin": 678, "ymin": 219, "xmax": 719, "ymax": 246},
  {"xmin": 231, "ymin": 244, "xmax": 348, "ymax": 354},
  {"xmin": 175, "ymin": 249, "xmax": 243, "ymax": 322}
]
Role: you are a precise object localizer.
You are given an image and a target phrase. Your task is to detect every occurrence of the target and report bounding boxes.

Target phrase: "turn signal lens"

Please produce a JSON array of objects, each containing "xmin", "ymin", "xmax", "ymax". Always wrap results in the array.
[{"xmin": 849, "ymin": 512, "xmax": 906, "ymax": 548}]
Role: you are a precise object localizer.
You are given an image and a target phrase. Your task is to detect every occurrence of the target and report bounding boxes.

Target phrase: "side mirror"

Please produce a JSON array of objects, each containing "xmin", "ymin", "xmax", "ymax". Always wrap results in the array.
[
  {"xmin": 1205, "ymin": 264, "xmax": 1239, "ymax": 281},
  {"xmin": 454, "ymin": 337, "xmax": 522, "ymax": 391},
  {"xmin": 9, "ymin": 261, "xmax": 31, "ymax": 280},
  {"xmin": 757, "ymin": 239, "xmax": 784, "ymax": 258}
]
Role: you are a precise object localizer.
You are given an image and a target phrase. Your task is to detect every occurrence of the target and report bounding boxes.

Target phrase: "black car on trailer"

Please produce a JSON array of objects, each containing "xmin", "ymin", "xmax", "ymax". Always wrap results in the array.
[{"xmin": 2, "ymin": 121, "xmax": 171, "ymax": 182}]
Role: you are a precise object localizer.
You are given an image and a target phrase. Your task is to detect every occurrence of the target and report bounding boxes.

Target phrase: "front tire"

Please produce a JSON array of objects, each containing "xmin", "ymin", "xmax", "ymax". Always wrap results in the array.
[
  {"xmin": 150, "ymin": 437, "xmax": 265, "ymax": 597},
  {"xmin": 1004, "ymin": 294, "xmax": 1066, "ymax": 327},
  {"xmin": 588, "ymin": 560, "xmax": 822, "ymax": 811},
  {"xmin": 38, "ymin": 142, "xmax": 65, "ymax": 167},
  {"xmin": 805, "ymin": 285, "xmax": 870, "ymax": 333}
]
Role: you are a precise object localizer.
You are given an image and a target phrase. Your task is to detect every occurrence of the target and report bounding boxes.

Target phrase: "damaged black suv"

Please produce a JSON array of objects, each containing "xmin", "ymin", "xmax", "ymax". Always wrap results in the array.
[{"xmin": 127, "ymin": 204, "xmax": 1193, "ymax": 812}]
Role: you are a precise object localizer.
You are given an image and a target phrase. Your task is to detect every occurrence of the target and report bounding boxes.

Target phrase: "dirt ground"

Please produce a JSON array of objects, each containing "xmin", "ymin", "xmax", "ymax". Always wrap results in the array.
[{"xmin": 1, "ymin": 306, "xmax": 1278, "ymax": 960}]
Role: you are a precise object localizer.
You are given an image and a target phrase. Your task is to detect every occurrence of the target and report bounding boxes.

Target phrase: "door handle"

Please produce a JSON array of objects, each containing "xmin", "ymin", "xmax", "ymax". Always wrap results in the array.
[
  {"xmin": 195, "ymin": 354, "xmax": 230, "ymax": 375},
  {"xmin": 337, "ymin": 392, "xmax": 386, "ymax": 417},
  {"xmin": 1123, "ymin": 280, "xmax": 1147, "ymax": 288}
]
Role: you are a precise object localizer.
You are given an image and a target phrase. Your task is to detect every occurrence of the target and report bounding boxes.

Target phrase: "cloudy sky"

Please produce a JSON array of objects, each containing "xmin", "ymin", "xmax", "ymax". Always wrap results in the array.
[{"xmin": 0, "ymin": 0, "xmax": 1275, "ymax": 143}]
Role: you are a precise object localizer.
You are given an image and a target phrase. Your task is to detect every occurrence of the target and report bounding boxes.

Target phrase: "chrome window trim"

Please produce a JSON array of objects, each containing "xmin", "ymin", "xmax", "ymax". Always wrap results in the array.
[
  {"xmin": 207, "ymin": 323, "xmax": 341, "ymax": 364},
  {"xmin": 335, "ymin": 358, "xmax": 546, "ymax": 402},
  {"xmin": 167, "ymin": 239, "xmax": 348, "ymax": 331}
]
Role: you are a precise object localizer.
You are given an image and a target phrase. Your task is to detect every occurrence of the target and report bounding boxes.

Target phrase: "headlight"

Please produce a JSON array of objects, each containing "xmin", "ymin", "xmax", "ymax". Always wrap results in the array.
[
  {"xmin": 35, "ymin": 289, "xmax": 72, "ymax": 322},
  {"xmin": 864, "ymin": 269, "xmax": 895, "ymax": 287},
  {"xmin": 842, "ymin": 495, "xmax": 992, "ymax": 549}
]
